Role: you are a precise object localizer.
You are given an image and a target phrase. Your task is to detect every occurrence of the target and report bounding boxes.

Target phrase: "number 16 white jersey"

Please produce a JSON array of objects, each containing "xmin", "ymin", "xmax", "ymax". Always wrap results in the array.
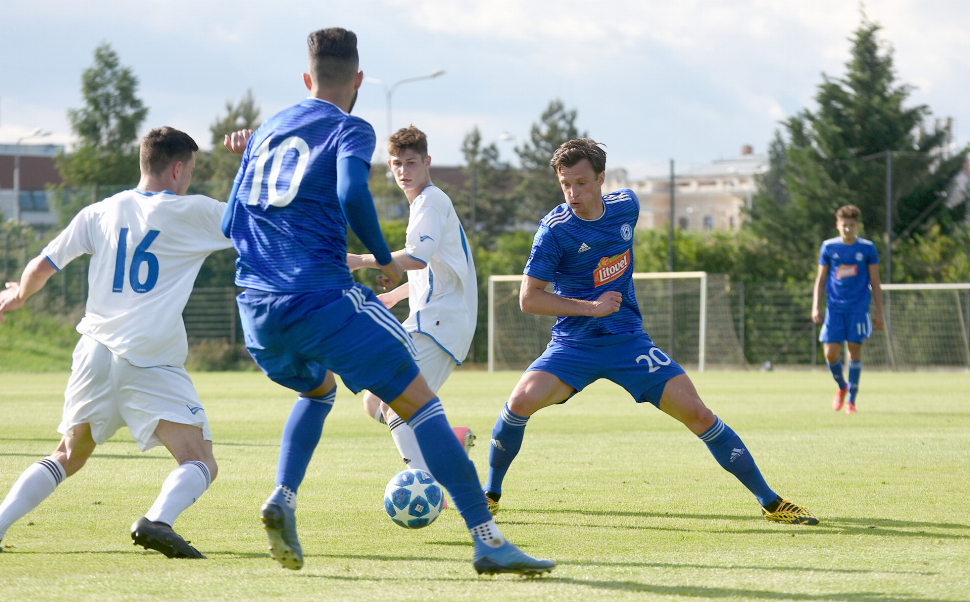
[{"xmin": 42, "ymin": 189, "xmax": 232, "ymax": 368}]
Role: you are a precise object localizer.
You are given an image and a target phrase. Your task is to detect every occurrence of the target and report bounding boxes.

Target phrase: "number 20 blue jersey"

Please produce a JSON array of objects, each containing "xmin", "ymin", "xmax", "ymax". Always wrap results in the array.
[
  {"xmin": 524, "ymin": 188, "xmax": 644, "ymax": 341},
  {"xmin": 224, "ymin": 98, "xmax": 376, "ymax": 293}
]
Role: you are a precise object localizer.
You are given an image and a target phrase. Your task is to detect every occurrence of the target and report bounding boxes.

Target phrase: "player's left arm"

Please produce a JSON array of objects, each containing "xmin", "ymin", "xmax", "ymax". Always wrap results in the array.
[
  {"xmin": 868, "ymin": 263, "xmax": 885, "ymax": 331},
  {"xmin": 377, "ymin": 282, "xmax": 410, "ymax": 309},
  {"xmin": 348, "ymin": 249, "xmax": 425, "ymax": 272},
  {"xmin": 0, "ymin": 256, "xmax": 58, "ymax": 323}
]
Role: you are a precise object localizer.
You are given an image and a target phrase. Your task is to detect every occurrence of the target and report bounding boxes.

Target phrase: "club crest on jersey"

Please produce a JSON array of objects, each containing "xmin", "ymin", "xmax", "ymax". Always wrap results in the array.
[
  {"xmin": 594, "ymin": 250, "xmax": 631, "ymax": 287},
  {"xmin": 856, "ymin": 252, "xmax": 864, "ymax": 261},
  {"xmin": 836, "ymin": 264, "xmax": 858, "ymax": 279},
  {"xmin": 620, "ymin": 223, "xmax": 632, "ymax": 241}
]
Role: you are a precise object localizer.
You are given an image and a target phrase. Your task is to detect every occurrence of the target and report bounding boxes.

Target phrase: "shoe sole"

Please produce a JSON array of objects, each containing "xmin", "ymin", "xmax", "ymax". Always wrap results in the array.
[
  {"xmin": 473, "ymin": 557, "xmax": 554, "ymax": 576},
  {"xmin": 763, "ymin": 515, "xmax": 820, "ymax": 526},
  {"xmin": 131, "ymin": 524, "xmax": 205, "ymax": 559},
  {"xmin": 261, "ymin": 503, "xmax": 303, "ymax": 570}
]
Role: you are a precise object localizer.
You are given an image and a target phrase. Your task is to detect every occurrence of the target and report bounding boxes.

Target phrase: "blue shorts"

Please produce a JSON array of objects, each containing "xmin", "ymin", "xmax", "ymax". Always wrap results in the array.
[
  {"xmin": 237, "ymin": 284, "xmax": 420, "ymax": 401},
  {"xmin": 527, "ymin": 332, "xmax": 685, "ymax": 407},
  {"xmin": 819, "ymin": 307, "xmax": 872, "ymax": 344}
]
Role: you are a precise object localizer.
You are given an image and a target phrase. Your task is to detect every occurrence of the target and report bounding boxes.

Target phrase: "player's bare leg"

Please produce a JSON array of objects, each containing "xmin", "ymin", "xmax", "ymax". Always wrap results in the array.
[
  {"xmin": 485, "ymin": 371, "xmax": 574, "ymax": 515},
  {"xmin": 659, "ymin": 373, "xmax": 818, "ymax": 525},
  {"xmin": 131, "ymin": 421, "xmax": 214, "ymax": 559},
  {"xmin": 0, "ymin": 424, "xmax": 95, "ymax": 549},
  {"xmin": 389, "ymin": 374, "xmax": 555, "ymax": 575}
]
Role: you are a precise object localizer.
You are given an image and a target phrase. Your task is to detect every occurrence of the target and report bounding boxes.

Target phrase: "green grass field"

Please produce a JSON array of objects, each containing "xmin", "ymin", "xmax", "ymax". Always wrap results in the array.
[{"xmin": 1, "ymin": 370, "xmax": 968, "ymax": 601}]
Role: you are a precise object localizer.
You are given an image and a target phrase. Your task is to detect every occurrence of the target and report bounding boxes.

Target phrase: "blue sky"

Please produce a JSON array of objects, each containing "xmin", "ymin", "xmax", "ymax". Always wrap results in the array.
[{"xmin": 2, "ymin": 0, "xmax": 969, "ymax": 178}]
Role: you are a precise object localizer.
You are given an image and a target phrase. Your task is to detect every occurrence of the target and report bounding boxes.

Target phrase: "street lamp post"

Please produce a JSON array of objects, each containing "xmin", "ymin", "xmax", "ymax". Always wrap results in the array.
[
  {"xmin": 364, "ymin": 69, "xmax": 445, "ymax": 153},
  {"xmin": 13, "ymin": 129, "xmax": 51, "ymax": 223}
]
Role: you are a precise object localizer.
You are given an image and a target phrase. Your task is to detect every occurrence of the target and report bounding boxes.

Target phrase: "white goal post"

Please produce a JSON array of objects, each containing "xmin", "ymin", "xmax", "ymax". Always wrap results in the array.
[
  {"xmin": 873, "ymin": 283, "xmax": 970, "ymax": 369},
  {"xmin": 488, "ymin": 272, "xmax": 748, "ymax": 373}
]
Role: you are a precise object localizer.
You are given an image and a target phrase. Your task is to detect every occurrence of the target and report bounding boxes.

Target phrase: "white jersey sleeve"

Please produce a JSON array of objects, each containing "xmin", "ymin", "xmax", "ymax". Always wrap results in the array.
[
  {"xmin": 42, "ymin": 190, "xmax": 233, "ymax": 368},
  {"xmin": 401, "ymin": 186, "xmax": 477, "ymax": 364}
]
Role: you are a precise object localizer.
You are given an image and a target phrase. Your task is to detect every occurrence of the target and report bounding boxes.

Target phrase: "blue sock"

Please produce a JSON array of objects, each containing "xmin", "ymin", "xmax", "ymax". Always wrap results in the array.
[
  {"xmin": 276, "ymin": 389, "xmax": 335, "ymax": 492},
  {"xmin": 408, "ymin": 398, "xmax": 491, "ymax": 529},
  {"xmin": 827, "ymin": 360, "xmax": 847, "ymax": 390},
  {"xmin": 484, "ymin": 403, "xmax": 529, "ymax": 495},
  {"xmin": 848, "ymin": 361, "xmax": 861, "ymax": 403},
  {"xmin": 698, "ymin": 417, "xmax": 777, "ymax": 507}
]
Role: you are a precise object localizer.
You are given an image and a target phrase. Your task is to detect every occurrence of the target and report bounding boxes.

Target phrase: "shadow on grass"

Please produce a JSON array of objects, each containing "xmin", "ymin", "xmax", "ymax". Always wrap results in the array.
[
  {"xmin": 548, "ymin": 578, "xmax": 953, "ymax": 602},
  {"xmin": 303, "ymin": 547, "xmax": 938, "ymax": 578},
  {"xmin": 504, "ymin": 508, "xmax": 970, "ymax": 539}
]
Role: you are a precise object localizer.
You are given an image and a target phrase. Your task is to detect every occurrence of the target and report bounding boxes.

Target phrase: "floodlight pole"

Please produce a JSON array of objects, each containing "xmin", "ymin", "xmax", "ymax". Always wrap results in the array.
[{"xmin": 364, "ymin": 69, "xmax": 445, "ymax": 158}]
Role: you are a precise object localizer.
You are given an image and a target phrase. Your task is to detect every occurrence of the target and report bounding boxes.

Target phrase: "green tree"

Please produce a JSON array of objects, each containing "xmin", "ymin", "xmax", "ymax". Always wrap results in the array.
[
  {"xmin": 450, "ymin": 127, "xmax": 516, "ymax": 249},
  {"xmin": 513, "ymin": 99, "xmax": 585, "ymax": 223},
  {"xmin": 750, "ymin": 18, "xmax": 967, "ymax": 281},
  {"xmin": 193, "ymin": 89, "xmax": 261, "ymax": 192},
  {"xmin": 55, "ymin": 42, "xmax": 148, "ymax": 226}
]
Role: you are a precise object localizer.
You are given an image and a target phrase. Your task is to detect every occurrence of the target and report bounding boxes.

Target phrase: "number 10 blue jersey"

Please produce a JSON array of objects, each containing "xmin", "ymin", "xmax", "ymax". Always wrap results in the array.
[{"xmin": 224, "ymin": 98, "xmax": 377, "ymax": 293}]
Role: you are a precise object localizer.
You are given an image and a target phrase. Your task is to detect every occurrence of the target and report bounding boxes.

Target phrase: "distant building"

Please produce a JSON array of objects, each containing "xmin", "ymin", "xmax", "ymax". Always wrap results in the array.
[
  {"xmin": 0, "ymin": 144, "xmax": 63, "ymax": 228},
  {"xmin": 605, "ymin": 146, "xmax": 768, "ymax": 231}
]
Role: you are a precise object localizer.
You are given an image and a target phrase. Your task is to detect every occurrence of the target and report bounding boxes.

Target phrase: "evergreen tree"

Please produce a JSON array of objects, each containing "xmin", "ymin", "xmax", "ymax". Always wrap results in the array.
[
  {"xmin": 55, "ymin": 43, "xmax": 148, "ymax": 226},
  {"xmin": 513, "ymin": 99, "xmax": 585, "ymax": 223},
  {"xmin": 450, "ymin": 127, "xmax": 516, "ymax": 249},
  {"xmin": 193, "ymin": 89, "xmax": 261, "ymax": 191},
  {"xmin": 750, "ymin": 18, "xmax": 967, "ymax": 280}
]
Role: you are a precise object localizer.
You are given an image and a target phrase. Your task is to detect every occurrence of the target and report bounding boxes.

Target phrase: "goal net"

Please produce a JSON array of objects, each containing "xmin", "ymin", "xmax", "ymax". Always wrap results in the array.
[
  {"xmin": 488, "ymin": 272, "xmax": 748, "ymax": 372},
  {"xmin": 861, "ymin": 283, "xmax": 970, "ymax": 369}
]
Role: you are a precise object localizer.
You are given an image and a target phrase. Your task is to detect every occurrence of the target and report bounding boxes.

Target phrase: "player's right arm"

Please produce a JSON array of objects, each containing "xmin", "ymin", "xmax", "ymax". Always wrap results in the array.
[
  {"xmin": 812, "ymin": 264, "xmax": 828, "ymax": 324},
  {"xmin": 337, "ymin": 155, "xmax": 403, "ymax": 289},
  {"xmin": 519, "ymin": 275, "xmax": 621, "ymax": 318},
  {"xmin": 0, "ymin": 256, "xmax": 58, "ymax": 323}
]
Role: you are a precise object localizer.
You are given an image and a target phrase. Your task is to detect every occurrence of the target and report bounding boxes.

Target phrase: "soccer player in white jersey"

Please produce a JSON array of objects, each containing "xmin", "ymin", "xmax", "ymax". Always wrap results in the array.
[
  {"xmin": 812, "ymin": 204, "xmax": 884, "ymax": 413},
  {"xmin": 221, "ymin": 28, "xmax": 552, "ymax": 575},
  {"xmin": 347, "ymin": 125, "xmax": 478, "ymax": 473},
  {"xmin": 484, "ymin": 138, "xmax": 820, "ymax": 526},
  {"xmin": 0, "ymin": 127, "xmax": 231, "ymax": 558}
]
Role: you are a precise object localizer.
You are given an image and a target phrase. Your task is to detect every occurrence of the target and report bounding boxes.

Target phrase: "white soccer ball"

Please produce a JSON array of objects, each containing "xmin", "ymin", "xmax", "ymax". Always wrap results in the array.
[{"xmin": 383, "ymin": 468, "xmax": 443, "ymax": 529}]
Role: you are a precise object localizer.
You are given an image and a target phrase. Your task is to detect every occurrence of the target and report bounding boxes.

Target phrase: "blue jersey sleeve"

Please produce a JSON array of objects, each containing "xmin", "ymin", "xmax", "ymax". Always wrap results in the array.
[
  {"xmin": 338, "ymin": 118, "xmax": 377, "ymax": 166},
  {"xmin": 818, "ymin": 242, "xmax": 829, "ymax": 266},
  {"xmin": 523, "ymin": 225, "xmax": 562, "ymax": 282},
  {"xmin": 337, "ymin": 156, "xmax": 392, "ymax": 265},
  {"xmin": 868, "ymin": 242, "xmax": 880, "ymax": 264}
]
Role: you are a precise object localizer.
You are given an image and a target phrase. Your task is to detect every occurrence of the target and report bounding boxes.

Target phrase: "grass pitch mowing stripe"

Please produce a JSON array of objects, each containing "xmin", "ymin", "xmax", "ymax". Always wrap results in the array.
[{"xmin": 0, "ymin": 370, "xmax": 968, "ymax": 601}]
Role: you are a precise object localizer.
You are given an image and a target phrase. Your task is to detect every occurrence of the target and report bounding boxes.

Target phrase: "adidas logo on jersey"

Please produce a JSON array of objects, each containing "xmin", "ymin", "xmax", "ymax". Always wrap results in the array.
[{"xmin": 578, "ymin": 243, "xmax": 591, "ymax": 253}]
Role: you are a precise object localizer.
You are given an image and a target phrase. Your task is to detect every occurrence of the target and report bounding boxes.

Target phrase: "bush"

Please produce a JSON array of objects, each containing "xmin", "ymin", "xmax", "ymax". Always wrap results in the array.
[{"xmin": 185, "ymin": 339, "xmax": 258, "ymax": 372}]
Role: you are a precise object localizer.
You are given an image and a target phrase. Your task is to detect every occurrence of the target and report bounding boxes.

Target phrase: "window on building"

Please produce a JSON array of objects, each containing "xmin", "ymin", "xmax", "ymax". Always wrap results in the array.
[
  {"xmin": 19, "ymin": 190, "xmax": 49, "ymax": 212},
  {"xmin": 703, "ymin": 215, "xmax": 713, "ymax": 231},
  {"xmin": 678, "ymin": 216, "xmax": 689, "ymax": 230}
]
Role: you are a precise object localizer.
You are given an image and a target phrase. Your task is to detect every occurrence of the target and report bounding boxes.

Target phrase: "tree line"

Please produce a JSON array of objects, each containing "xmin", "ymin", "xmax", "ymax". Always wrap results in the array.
[{"xmin": 6, "ymin": 17, "xmax": 968, "ymax": 359}]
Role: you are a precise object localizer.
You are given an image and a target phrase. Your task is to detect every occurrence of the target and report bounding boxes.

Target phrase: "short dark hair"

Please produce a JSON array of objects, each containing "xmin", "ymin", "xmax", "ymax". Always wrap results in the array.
[
  {"xmin": 307, "ymin": 28, "xmax": 359, "ymax": 86},
  {"xmin": 388, "ymin": 125, "xmax": 428, "ymax": 158},
  {"xmin": 140, "ymin": 127, "xmax": 198, "ymax": 177},
  {"xmin": 550, "ymin": 138, "xmax": 607, "ymax": 175},
  {"xmin": 836, "ymin": 205, "xmax": 861, "ymax": 220}
]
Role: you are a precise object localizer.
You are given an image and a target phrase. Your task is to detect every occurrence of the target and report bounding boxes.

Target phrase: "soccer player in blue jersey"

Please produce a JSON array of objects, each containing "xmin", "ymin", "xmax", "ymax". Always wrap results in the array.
[
  {"xmin": 812, "ymin": 205, "xmax": 884, "ymax": 413},
  {"xmin": 221, "ymin": 28, "xmax": 553, "ymax": 575},
  {"xmin": 484, "ymin": 138, "xmax": 819, "ymax": 525}
]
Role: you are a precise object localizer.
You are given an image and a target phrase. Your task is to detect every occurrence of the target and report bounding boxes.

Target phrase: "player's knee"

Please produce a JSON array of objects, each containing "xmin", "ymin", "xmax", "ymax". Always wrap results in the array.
[{"xmin": 205, "ymin": 458, "xmax": 219, "ymax": 483}]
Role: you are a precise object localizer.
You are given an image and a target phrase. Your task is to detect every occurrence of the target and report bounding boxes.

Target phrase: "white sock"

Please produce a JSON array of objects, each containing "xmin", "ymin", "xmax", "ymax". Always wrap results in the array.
[
  {"xmin": 0, "ymin": 457, "xmax": 66, "ymax": 539},
  {"xmin": 386, "ymin": 409, "xmax": 429, "ymax": 472},
  {"xmin": 144, "ymin": 461, "xmax": 210, "ymax": 527},
  {"xmin": 470, "ymin": 519, "xmax": 506, "ymax": 548},
  {"xmin": 372, "ymin": 407, "xmax": 387, "ymax": 425},
  {"xmin": 278, "ymin": 485, "xmax": 297, "ymax": 510}
]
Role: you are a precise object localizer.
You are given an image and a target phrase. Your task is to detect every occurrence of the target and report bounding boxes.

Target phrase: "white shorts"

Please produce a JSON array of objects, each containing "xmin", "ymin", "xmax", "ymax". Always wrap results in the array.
[
  {"xmin": 59, "ymin": 335, "xmax": 211, "ymax": 451},
  {"xmin": 411, "ymin": 332, "xmax": 457, "ymax": 393}
]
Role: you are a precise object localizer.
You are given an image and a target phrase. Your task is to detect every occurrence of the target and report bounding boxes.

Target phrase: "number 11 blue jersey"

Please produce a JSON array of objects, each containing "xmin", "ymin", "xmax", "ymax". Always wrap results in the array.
[{"xmin": 224, "ymin": 98, "xmax": 376, "ymax": 293}]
